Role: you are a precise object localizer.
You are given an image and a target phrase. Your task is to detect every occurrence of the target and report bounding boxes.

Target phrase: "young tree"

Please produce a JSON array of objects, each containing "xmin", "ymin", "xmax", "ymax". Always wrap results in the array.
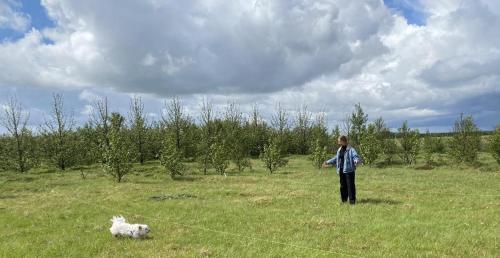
[
  {"xmin": 160, "ymin": 136, "xmax": 185, "ymax": 179},
  {"xmin": 198, "ymin": 99, "xmax": 215, "ymax": 174},
  {"xmin": 246, "ymin": 103, "xmax": 268, "ymax": 157},
  {"xmin": 310, "ymin": 112, "xmax": 329, "ymax": 150},
  {"xmin": 397, "ymin": 121, "xmax": 420, "ymax": 165},
  {"xmin": 91, "ymin": 97, "xmax": 111, "ymax": 163},
  {"xmin": 382, "ymin": 138, "xmax": 398, "ymax": 164},
  {"xmin": 359, "ymin": 123, "xmax": 381, "ymax": 165},
  {"xmin": 260, "ymin": 137, "xmax": 288, "ymax": 173},
  {"xmin": 292, "ymin": 105, "xmax": 312, "ymax": 154},
  {"xmin": 310, "ymin": 139, "xmax": 329, "ymax": 169},
  {"xmin": 223, "ymin": 101, "xmax": 250, "ymax": 172},
  {"xmin": 163, "ymin": 97, "xmax": 196, "ymax": 159},
  {"xmin": 422, "ymin": 130, "xmax": 436, "ymax": 166},
  {"xmin": 349, "ymin": 103, "xmax": 368, "ymax": 148},
  {"xmin": 271, "ymin": 102, "xmax": 290, "ymax": 154},
  {"xmin": 102, "ymin": 113, "xmax": 133, "ymax": 182},
  {"xmin": 0, "ymin": 97, "xmax": 38, "ymax": 172},
  {"xmin": 41, "ymin": 93, "xmax": 76, "ymax": 170},
  {"xmin": 74, "ymin": 123, "xmax": 100, "ymax": 178},
  {"xmin": 128, "ymin": 96, "xmax": 148, "ymax": 164},
  {"xmin": 489, "ymin": 125, "xmax": 500, "ymax": 164},
  {"xmin": 448, "ymin": 114, "xmax": 481, "ymax": 163},
  {"xmin": 329, "ymin": 125, "xmax": 341, "ymax": 152},
  {"xmin": 210, "ymin": 134, "xmax": 230, "ymax": 176}
]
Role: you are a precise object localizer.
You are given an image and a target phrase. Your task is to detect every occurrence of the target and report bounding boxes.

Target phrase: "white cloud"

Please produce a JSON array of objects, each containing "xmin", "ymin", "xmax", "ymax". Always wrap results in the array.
[
  {"xmin": 0, "ymin": 0, "xmax": 30, "ymax": 32},
  {"xmin": 0, "ymin": 0, "xmax": 499, "ymax": 130}
]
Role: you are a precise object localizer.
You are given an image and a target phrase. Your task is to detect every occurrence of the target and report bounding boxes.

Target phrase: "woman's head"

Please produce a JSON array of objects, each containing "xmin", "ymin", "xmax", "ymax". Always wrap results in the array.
[{"xmin": 338, "ymin": 135, "xmax": 348, "ymax": 146}]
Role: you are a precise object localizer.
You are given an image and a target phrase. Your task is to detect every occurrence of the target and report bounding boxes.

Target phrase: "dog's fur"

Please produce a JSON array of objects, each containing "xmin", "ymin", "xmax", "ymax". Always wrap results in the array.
[{"xmin": 109, "ymin": 216, "xmax": 150, "ymax": 238}]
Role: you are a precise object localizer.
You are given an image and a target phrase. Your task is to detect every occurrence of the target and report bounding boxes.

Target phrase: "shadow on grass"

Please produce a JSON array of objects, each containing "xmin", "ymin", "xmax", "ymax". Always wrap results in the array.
[
  {"xmin": 172, "ymin": 176, "xmax": 198, "ymax": 182},
  {"xmin": 357, "ymin": 198, "xmax": 402, "ymax": 205},
  {"xmin": 0, "ymin": 195, "xmax": 19, "ymax": 199}
]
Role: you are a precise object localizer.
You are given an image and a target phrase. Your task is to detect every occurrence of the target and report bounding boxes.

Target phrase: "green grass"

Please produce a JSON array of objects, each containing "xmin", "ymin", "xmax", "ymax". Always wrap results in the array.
[{"xmin": 0, "ymin": 155, "xmax": 499, "ymax": 257}]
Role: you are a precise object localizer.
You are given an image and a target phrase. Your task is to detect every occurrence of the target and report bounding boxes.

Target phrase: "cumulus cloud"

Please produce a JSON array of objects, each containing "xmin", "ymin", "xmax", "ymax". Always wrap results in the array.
[
  {"xmin": 0, "ymin": 0, "xmax": 30, "ymax": 32},
  {"xmin": 0, "ymin": 0, "xmax": 499, "ymax": 130},
  {"xmin": 0, "ymin": 0, "xmax": 394, "ymax": 94}
]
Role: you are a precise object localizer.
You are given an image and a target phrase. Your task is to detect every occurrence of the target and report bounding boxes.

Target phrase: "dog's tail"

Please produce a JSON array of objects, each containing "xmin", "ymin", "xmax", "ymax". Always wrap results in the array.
[{"xmin": 111, "ymin": 215, "xmax": 126, "ymax": 224}]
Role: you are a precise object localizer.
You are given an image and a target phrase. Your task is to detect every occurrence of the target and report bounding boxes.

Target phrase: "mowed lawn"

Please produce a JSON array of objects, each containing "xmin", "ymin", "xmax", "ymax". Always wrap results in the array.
[{"xmin": 0, "ymin": 155, "xmax": 499, "ymax": 257}]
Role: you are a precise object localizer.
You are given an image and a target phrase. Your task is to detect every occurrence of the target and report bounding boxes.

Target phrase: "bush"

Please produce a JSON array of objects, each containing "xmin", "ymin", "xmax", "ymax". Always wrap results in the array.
[
  {"xmin": 260, "ymin": 138, "xmax": 287, "ymax": 173},
  {"xmin": 310, "ymin": 139, "xmax": 329, "ymax": 169},
  {"xmin": 359, "ymin": 124, "xmax": 381, "ymax": 165},
  {"xmin": 160, "ymin": 137, "xmax": 185, "ymax": 179},
  {"xmin": 448, "ymin": 114, "xmax": 481, "ymax": 164},
  {"xmin": 382, "ymin": 138, "xmax": 398, "ymax": 164},
  {"xmin": 397, "ymin": 121, "xmax": 420, "ymax": 165},
  {"xmin": 422, "ymin": 130, "xmax": 435, "ymax": 166},
  {"xmin": 489, "ymin": 125, "xmax": 500, "ymax": 164},
  {"xmin": 210, "ymin": 136, "xmax": 230, "ymax": 176},
  {"xmin": 102, "ymin": 113, "xmax": 133, "ymax": 182}
]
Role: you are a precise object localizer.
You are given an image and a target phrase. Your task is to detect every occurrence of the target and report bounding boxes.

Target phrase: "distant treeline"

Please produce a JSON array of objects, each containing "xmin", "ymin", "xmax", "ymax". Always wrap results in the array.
[{"xmin": 1, "ymin": 94, "xmax": 499, "ymax": 180}]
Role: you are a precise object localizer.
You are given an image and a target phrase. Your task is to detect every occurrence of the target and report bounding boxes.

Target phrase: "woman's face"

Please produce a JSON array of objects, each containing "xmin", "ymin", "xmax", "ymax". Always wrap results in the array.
[{"xmin": 338, "ymin": 140, "xmax": 347, "ymax": 146}]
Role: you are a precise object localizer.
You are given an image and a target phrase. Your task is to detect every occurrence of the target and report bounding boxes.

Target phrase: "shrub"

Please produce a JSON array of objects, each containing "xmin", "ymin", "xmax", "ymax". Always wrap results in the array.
[
  {"xmin": 260, "ymin": 138, "xmax": 287, "ymax": 173},
  {"xmin": 102, "ymin": 113, "xmax": 133, "ymax": 182},
  {"xmin": 422, "ymin": 130, "xmax": 435, "ymax": 166},
  {"xmin": 489, "ymin": 125, "xmax": 500, "ymax": 164},
  {"xmin": 210, "ymin": 137, "xmax": 230, "ymax": 176},
  {"xmin": 397, "ymin": 121, "xmax": 420, "ymax": 165},
  {"xmin": 160, "ymin": 137, "xmax": 185, "ymax": 179},
  {"xmin": 448, "ymin": 114, "xmax": 480, "ymax": 164},
  {"xmin": 359, "ymin": 124, "xmax": 381, "ymax": 165},
  {"xmin": 310, "ymin": 139, "xmax": 329, "ymax": 169}
]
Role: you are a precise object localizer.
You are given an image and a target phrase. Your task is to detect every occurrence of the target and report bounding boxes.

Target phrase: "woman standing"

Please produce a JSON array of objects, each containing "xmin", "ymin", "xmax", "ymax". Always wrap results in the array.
[{"xmin": 322, "ymin": 135, "xmax": 362, "ymax": 204}]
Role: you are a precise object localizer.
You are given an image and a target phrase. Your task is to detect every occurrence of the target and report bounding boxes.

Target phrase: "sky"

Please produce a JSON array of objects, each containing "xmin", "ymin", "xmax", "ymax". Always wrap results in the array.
[{"xmin": 0, "ymin": 0, "xmax": 499, "ymax": 133}]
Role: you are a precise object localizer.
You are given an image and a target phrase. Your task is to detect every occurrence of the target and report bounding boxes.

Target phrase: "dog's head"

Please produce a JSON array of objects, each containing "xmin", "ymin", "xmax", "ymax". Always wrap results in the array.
[{"xmin": 137, "ymin": 224, "xmax": 150, "ymax": 236}]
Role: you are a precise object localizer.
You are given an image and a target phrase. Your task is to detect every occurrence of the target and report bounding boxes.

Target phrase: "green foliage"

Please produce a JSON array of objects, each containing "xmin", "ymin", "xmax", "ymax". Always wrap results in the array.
[
  {"xmin": 210, "ymin": 135, "xmax": 230, "ymax": 176},
  {"xmin": 162, "ymin": 97, "xmax": 198, "ymax": 160},
  {"xmin": 223, "ymin": 102, "xmax": 251, "ymax": 172},
  {"xmin": 260, "ymin": 137, "xmax": 288, "ymax": 173},
  {"xmin": 102, "ymin": 113, "xmax": 133, "ymax": 182},
  {"xmin": 349, "ymin": 103, "xmax": 368, "ymax": 148},
  {"xmin": 448, "ymin": 114, "xmax": 481, "ymax": 164},
  {"xmin": 381, "ymin": 138, "xmax": 398, "ymax": 164},
  {"xmin": 291, "ymin": 105, "xmax": 311, "ymax": 154},
  {"xmin": 422, "ymin": 130, "xmax": 435, "ymax": 166},
  {"xmin": 40, "ymin": 94, "xmax": 78, "ymax": 170},
  {"xmin": 397, "ymin": 121, "xmax": 420, "ymax": 165},
  {"xmin": 197, "ymin": 100, "xmax": 215, "ymax": 174},
  {"xmin": 74, "ymin": 123, "xmax": 101, "ymax": 166},
  {"xmin": 271, "ymin": 103, "xmax": 290, "ymax": 155},
  {"xmin": 160, "ymin": 137, "xmax": 185, "ymax": 179},
  {"xmin": 309, "ymin": 139, "xmax": 329, "ymax": 169},
  {"xmin": 246, "ymin": 104, "xmax": 269, "ymax": 157},
  {"xmin": 489, "ymin": 125, "xmax": 500, "ymax": 164},
  {"xmin": 359, "ymin": 124, "xmax": 381, "ymax": 165},
  {"xmin": 128, "ymin": 96, "xmax": 149, "ymax": 164}
]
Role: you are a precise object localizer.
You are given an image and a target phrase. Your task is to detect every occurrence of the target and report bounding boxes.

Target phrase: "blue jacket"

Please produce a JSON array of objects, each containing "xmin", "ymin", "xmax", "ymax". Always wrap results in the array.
[{"xmin": 325, "ymin": 145, "xmax": 361, "ymax": 174}]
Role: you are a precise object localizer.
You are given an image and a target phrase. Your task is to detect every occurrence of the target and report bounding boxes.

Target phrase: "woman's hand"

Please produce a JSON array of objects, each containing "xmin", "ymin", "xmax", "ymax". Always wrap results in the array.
[{"xmin": 322, "ymin": 162, "xmax": 329, "ymax": 168}]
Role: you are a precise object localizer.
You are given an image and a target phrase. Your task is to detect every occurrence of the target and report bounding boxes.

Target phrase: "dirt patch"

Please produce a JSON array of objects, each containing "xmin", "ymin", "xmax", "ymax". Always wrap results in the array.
[
  {"xmin": 306, "ymin": 218, "xmax": 337, "ymax": 230},
  {"xmin": 150, "ymin": 193, "xmax": 198, "ymax": 201},
  {"xmin": 250, "ymin": 196, "xmax": 273, "ymax": 205}
]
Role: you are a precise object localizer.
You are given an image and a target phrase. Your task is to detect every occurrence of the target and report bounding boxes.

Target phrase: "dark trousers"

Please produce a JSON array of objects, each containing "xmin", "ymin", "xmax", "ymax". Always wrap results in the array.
[{"xmin": 339, "ymin": 172, "xmax": 356, "ymax": 204}]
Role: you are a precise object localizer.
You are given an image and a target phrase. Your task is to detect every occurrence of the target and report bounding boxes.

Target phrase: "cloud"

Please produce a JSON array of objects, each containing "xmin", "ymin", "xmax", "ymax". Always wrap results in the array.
[
  {"xmin": 0, "ymin": 0, "xmax": 30, "ymax": 32},
  {"xmin": 0, "ymin": 0, "xmax": 499, "ymax": 131},
  {"xmin": 0, "ymin": 0, "xmax": 394, "ymax": 95}
]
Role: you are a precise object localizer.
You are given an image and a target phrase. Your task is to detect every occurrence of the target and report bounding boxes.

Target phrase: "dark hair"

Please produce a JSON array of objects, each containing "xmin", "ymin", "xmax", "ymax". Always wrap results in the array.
[{"xmin": 338, "ymin": 135, "xmax": 348, "ymax": 142}]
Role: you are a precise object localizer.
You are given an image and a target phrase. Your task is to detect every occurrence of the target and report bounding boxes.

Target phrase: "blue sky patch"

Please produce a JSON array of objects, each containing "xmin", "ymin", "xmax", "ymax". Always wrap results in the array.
[
  {"xmin": 384, "ymin": 0, "xmax": 427, "ymax": 26},
  {"xmin": 0, "ymin": 0, "xmax": 54, "ymax": 42}
]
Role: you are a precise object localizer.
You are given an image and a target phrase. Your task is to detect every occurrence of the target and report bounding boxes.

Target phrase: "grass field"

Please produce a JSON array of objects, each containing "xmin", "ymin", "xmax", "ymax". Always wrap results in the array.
[{"xmin": 1, "ymin": 154, "xmax": 499, "ymax": 257}]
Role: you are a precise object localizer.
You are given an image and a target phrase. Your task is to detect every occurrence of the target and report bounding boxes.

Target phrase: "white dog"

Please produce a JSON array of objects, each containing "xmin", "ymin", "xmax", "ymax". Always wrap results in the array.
[{"xmin": 109, "ymin": 216, "xmax": 150, "ymax": 238}]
